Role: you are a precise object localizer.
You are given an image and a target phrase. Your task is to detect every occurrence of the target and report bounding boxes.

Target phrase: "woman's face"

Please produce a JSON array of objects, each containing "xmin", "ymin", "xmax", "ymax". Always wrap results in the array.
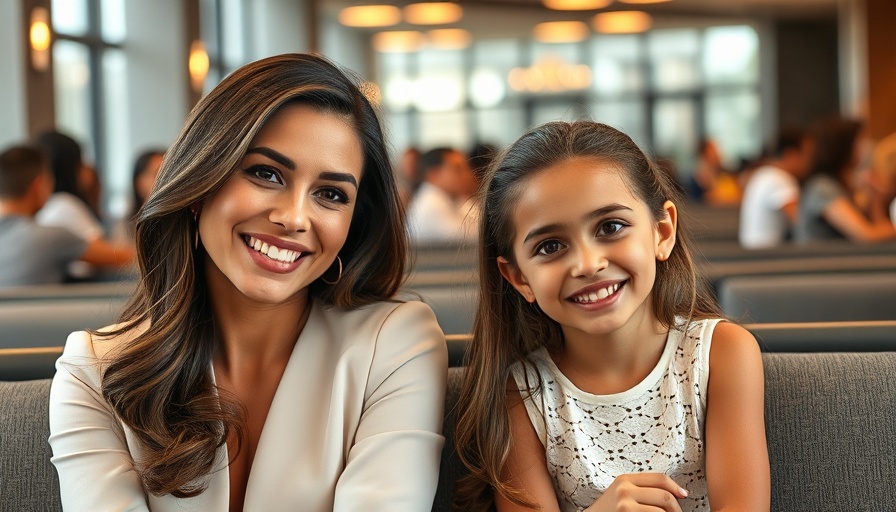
[{"xmin": 199, "ymin": 103, "xmax": 364, "ymax": 306}]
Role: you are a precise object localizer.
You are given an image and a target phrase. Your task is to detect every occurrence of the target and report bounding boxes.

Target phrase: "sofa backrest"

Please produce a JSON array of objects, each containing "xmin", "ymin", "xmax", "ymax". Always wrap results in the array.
[{"xmin": 435, "ymin": 353, "xmax": 896, "ymax": 512}]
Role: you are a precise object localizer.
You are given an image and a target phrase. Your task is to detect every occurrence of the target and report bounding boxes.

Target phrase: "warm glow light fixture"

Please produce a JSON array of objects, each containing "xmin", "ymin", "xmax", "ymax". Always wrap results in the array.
[
  {"xmin": 404, "ymin": 2, "xmax": 463, "ymax": 25},
  {"xmin": 373, "ymin": 31, "xmax": 427, "ymax": 52},
  {"xmin": 188, "ymin": 40, "xmax": 210, "ymax": 92},
  {"xmin": 542, "ymin": 0, "xmax": 611, "ymax": 10},
  {"xmin": 339, "ymin": 5, "xmax": 401, "ymax": 28},
  {"xmin": 593, "ymin": 11, "xmax": 652, "ymax": 34},
  {"xmin": 427, "ymin": 28, "xmax": 471, "ymax": 49},
  {"xmin": 617, "ymin": 0, "xmax": 673, "ymax": 3},
  {"xmin": 533, "ymin": 21, "xmax": 590, "ymax": 43},
  {"xmin": 29, "ymin": 7, "xmax": 51, "ymax": 71}
]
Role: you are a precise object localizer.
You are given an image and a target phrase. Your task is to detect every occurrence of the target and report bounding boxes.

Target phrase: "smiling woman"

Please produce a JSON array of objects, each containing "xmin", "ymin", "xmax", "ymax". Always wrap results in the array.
[{"xmin": 47, "ymin": 54, "xmax": 447, "ymax": 512}]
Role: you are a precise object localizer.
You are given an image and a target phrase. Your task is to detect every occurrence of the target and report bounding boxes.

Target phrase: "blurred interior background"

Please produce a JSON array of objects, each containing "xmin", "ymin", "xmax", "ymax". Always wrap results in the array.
[{"xmin": 1, "ymin": 0, "xmax": 893, "ymax": 222}]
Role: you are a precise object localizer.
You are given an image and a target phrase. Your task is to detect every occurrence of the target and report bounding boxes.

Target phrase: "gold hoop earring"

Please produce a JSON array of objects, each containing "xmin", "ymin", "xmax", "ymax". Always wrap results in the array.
[
  {"xmin": 322, "ymin": 256, "xmax": 343, "ymax": 285},
  {"xmin": 192, "ymin": 210, "xmax": 200, "ymax": 250}
]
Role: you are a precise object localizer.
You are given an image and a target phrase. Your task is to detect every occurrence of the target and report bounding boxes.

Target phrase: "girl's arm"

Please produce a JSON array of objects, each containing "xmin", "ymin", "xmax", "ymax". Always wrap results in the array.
[
  {"xmin": 495, "ymin": 386, "xmax": 561, "ymax": 512},
  {"xmin": 704, "ymin": 321, "xmax": 771, "ymax": 511}
]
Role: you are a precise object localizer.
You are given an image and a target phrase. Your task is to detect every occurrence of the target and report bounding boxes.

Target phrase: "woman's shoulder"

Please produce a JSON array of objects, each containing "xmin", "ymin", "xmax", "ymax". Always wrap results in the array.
[
  {"xmin": 58, "ymin": 321, "xmax": 149, "ymax": 381},
  {"xmin": 318, "ymin": 299, "xmax": 439, "ymax": 335}
]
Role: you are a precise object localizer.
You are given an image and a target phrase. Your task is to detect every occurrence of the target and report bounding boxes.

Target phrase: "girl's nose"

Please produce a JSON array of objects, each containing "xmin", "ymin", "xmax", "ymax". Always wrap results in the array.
[
  {"xmin": 269, "ymin": 194, "xmax": 310, "ymax": 232},
  {"xmin": 572, "ymin": 243, "xmax": 608, "ymax": 277}
]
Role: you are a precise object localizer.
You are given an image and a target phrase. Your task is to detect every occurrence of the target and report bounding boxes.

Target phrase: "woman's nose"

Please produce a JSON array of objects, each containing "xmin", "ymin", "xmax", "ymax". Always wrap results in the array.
[{"xmin": 269, "ymin": 194, "xmax": 310, "ymax": 232}]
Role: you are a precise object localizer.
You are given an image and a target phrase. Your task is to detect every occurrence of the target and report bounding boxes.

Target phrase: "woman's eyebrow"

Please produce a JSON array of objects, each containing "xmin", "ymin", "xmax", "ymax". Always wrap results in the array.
[
  {"xmin": 246, "ymin": 147, "xmax": 295, "ymax": 170},
  {"xmin": 320, "ymin": 171, "xmax": 358, "ymax": 189}
]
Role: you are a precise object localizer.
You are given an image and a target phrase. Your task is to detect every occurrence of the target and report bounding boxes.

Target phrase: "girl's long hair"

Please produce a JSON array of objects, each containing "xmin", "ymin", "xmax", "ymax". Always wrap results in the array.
[
  {"xmin": 453, "ymin": 121, "xmax": 721, "ymax": 510},
  {"xmin": 99, "ymin": 53, "xmax": 406, "ymax": 497}
]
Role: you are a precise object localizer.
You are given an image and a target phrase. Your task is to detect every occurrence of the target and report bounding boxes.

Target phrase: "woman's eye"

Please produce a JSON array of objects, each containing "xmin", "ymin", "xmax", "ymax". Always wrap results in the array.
[
  {"xmin": 597, "ymin": 221, "xmax": 625, "ymax": 237},
  {"xmin": 246, "ymin": 165, "xmax": 281, "ymax": 184},
  {"xmin": 316, "ymin": 187, "xmax": 349, "ymax": 204},
  {"xmin": 536, "ymin": 240, "xmax": 564, "ymax": 256}
]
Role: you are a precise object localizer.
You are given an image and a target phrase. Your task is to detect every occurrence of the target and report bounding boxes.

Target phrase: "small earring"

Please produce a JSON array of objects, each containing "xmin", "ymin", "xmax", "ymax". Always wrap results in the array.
[
  {"xmin": 192, "ymin": 210, "xmax": 200, "ymax": 250},
  {"xmin": 322, "ymin": 256, "xmax": 343, "ymax": 285}
]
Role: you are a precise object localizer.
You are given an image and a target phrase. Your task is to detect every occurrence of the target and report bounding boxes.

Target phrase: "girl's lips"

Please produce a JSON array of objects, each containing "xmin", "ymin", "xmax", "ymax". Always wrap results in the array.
[{"xmin": 567, "ymin": 279, "xmax": 627, "ymax": 304}]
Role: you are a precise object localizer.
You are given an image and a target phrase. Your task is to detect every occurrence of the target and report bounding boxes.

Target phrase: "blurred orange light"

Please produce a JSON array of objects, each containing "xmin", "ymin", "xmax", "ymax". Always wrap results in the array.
[
  {"xmin": 373, "ymin": 31, "xmax": 427, "ymax": 52},
  {"xmin": 339, "ymin": 5, "xmax": 401, "ymax": 27},
  {"xmin": 593, "ymin": 11, "xmax": 652, "ymax": 34},
  {"xmin": 533, "ymin": 21, "xmax": 590, "ymax": 43},
  {"xmin": 404, "ymin": 3, "xmax": 463, "ymax": 25},
  {"xmin": 542, "ymin": 0, "xmax": 611, "ymax": 10},
  {"xmin": 427, "ymin": 29, "xmax": 472, "ymax": 49}
]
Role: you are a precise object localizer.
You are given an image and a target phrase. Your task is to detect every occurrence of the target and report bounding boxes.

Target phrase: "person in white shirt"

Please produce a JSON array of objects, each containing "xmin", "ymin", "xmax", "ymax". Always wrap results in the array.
[
  {"xmin": 407, "ymin": 147, "xmax": 479, "ymax": 244},
  {"xmin": 739, "ymin": 128, "xmax": 814, "ymax": 248}
]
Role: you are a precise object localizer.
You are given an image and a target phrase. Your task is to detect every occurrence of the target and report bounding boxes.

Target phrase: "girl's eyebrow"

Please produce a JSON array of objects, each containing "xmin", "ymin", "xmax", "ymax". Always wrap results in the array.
[
  {"xmin": 246, "ymin": 147, "xmax": 295, "ymax": 170},
  {"xmin": 523, "ymin": 204, "xmax": 632, "ymax": 244}
]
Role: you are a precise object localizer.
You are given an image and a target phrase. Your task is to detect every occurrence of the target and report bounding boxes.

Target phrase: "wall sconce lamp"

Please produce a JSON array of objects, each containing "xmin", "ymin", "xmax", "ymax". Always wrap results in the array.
[
  {"xmin": 188, "ymin": 40, "xmax": 210, "ymax": 93},
  {"xmin": 30, "ymin": 7, "xmax": 52, "ymax": 72}
]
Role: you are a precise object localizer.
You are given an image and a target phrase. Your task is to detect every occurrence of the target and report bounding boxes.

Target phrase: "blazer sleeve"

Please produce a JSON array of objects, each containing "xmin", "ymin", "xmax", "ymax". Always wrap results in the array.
[
  {"xmin": 48, "ymin": 331, "xmax": 151, "ymax": 512},
  {"xmin": 333, "ymin": 300, "xmax": 448, "ymax": 511}
]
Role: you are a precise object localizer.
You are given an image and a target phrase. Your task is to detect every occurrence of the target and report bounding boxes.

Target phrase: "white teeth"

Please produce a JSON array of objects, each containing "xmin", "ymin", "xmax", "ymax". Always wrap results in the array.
[
  {"xmin": 245, "ymin": 236, "xmax": 301, "ymax": 263},
  {"xmin": 573, "ymin": 282, "xmax": 621, "ymax": 303}
]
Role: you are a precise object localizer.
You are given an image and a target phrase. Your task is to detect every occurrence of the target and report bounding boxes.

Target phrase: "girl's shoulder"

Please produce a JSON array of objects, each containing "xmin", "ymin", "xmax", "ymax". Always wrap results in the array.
[{"xmin": 706, "ymin": 320, "xmax": 762, "ymax": 372}]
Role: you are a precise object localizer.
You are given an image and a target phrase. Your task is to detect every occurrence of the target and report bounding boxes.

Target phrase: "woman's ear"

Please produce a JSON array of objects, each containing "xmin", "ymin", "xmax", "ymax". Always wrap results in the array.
[
  {"xmin": 497, "ymin": 256, "xmax": 536, "ymax": 303},
  {"xmin": 655, "ymin": 200, "xmax": 677, "ymax": 261}
]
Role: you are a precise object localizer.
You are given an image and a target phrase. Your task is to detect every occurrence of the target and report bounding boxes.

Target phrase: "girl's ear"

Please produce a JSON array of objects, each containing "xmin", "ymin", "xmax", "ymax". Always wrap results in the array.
[
  {"xmin": 497, "ymin": 256, "xmax": 536, "ymax": 303},
  {"xmin": 654, "ymin": 200, "xmax": 677, "ymax": 261}
]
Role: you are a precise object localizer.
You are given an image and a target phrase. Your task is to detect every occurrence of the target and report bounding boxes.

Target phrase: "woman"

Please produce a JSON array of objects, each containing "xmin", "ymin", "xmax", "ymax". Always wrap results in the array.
[
  {"xmin": 795, "ymin": 117, "xmax": 896, "ymax": 243},
  {"xmin": 49, "ymin": 53, "xmax": 448, "ymax": 511}
]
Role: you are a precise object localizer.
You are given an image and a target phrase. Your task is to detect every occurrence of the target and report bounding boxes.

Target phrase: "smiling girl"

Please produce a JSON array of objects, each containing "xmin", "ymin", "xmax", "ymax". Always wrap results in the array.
[
  {"xmin": 48, "ymin": 54, "xmax": 447, "ymax": 511},
  {"xmin": 455, "ymin": 121, "xmax": 769, "ymax": 511}
]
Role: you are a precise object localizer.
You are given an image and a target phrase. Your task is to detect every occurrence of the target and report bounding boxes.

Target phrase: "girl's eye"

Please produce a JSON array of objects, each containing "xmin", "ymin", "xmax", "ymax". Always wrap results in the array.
[
  {"xmin": 597, "ymin": 220, "xmax": 626, "ymax": 237},
  {"xmin": 535, "ymin": 239, "xmax": 565, "ymax": 256},
  {"xmin": 246, "ymin": 165, "xmax": 282, "ymax": 184},
  {"xmin": 315, "ymin": 187, "xmax": 349, "ymax": 204}
]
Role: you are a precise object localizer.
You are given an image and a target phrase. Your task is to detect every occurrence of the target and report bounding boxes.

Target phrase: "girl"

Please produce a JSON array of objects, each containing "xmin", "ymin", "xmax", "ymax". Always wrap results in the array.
[
  {"xmin": 49, "ymin": 54, "xmax": 447, "ymax": 511},
  {"xmin": 455, "ymin": 121, "xmax": 769, "ymax": 511}
]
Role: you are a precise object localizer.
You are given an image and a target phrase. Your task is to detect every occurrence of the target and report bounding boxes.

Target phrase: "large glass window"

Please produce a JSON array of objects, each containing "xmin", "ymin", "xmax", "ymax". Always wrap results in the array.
[{"xmin": 375, "ymin": 23, "xmax": 762, "ymax": 181}]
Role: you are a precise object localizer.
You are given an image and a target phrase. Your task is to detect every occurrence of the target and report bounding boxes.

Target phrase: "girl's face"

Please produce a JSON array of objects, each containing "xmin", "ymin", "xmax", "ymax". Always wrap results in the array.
[
  {"xmin": 498, "ymin": 157, "xmax": 676, "ymax": 340},
  {"xmin": 199, "ymin": 103, "xmax": 364, "ymax": 306}
]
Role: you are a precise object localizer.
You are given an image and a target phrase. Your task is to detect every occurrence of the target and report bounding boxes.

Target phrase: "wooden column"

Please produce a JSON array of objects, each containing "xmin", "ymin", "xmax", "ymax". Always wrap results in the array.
[{"xmin": 866, "ymin": 0, "xmax": 896, "ymax": 139}]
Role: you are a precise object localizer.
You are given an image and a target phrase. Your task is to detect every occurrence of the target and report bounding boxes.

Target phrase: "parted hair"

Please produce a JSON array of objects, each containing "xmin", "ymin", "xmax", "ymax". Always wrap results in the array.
[
  {"xmin": 100, "ymin": 53, "xmax": 406, "ymax": 498},
  {"xmin": 453, "ymin": 121, "xmax": 721, "ymax": 510},
  {"xmin": 0, "ymin": 145, "xmax": 47, "ymax": 199}
]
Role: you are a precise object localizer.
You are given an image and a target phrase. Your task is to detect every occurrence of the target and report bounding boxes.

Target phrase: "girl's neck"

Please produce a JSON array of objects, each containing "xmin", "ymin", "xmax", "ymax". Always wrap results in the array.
[{"xmin": 551, "ymin": 308, "xmax": 669, "ymax": 395}]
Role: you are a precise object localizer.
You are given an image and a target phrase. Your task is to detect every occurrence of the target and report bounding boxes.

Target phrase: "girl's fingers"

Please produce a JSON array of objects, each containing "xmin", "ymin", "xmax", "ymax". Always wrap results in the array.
[{"xmin": 619, "ymin": 473, "xmax": 689, "ymax": 500}]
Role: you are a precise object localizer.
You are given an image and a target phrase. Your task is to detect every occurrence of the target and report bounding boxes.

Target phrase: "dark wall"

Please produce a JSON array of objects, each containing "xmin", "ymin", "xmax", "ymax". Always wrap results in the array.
[{"xmin": 775, "ymin": 19, "xmax": 840, "ymax": 129}]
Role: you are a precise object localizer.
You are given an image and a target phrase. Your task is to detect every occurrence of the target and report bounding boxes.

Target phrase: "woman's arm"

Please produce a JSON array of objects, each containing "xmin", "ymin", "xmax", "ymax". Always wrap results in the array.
[
  {"xmin": 704, "ymin": 321, "xmax": 770, "ymax": 511},
  {"xmin": 822, "ymin": 197, "xmax": 896, "ymax": 242},
  {"xmin": 332, "ymin": 301, "xmax": 448, "ymax": 511},
  {"xmin": 48, "ymin": 331, "xmax": 151, "ymax": 511}
]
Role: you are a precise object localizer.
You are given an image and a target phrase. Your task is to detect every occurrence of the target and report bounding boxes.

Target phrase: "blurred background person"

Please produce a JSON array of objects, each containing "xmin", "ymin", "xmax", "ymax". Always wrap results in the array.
[
  {"xmin": 688, "ymin": 137, "xmax": 741, "ymax": 205},
  {"xmin": 0, "ymin": 145, "xmax": 133, "ymax": 286},
  {"xmin": 396, "ymin": 146, "xmax": 422, "ymax": 208},
  {"xmin": 869, "ymin": 132, "xmax": 896, "ymax": 225},
  {"xmin": 739, "ymin": 126, "xmax": 815, "ymax": 248},
  {"xmin": 407, "ymin": 146, "xmax": 479, "ymax": 244},
  {"xmin": 795, "ymin": 117, "xmax": 896, "ymax": 243},
  {"xmin": 34, "ymin": 130, "xmax": 135, "ymax": 279}
]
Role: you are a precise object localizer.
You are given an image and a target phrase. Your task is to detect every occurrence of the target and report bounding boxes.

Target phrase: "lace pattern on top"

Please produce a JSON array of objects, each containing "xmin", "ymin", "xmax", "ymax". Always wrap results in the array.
[{"xmin": 510, "ymin": 318, "xmax": 720, "ymax": 512}]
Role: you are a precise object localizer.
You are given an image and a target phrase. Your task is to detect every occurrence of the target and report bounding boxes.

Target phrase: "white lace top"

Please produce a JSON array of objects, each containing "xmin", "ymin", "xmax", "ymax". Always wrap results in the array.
[{"xmin": 510, "ymin": 318, "xmax": 720, "ymax": 512}]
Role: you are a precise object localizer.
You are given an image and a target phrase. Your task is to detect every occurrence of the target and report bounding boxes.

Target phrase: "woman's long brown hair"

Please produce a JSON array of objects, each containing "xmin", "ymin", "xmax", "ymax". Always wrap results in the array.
[
  {"xmin": 453, "ymin": 121, "xmax": 721, "ymax": 510},
  {"xmin": 99, "ymin": 53, "xmax": 407, "ymax": 497}
]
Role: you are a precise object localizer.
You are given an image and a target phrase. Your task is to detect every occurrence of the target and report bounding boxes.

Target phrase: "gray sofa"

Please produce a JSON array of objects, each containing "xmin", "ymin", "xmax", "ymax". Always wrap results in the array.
[{"xmin": 4, "ymin": 353, "xmax": 895, "ymax": 511}]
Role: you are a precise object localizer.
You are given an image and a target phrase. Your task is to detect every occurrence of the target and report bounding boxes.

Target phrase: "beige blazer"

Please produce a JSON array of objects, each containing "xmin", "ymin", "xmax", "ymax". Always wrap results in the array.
[{"xmin": 49, "ymin": 299, "xmax": 448, "ymax": 511}]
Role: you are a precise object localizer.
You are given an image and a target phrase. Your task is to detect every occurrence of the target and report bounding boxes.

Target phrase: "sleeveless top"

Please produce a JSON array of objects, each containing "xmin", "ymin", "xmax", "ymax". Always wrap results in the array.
[{"xmin": 510, "ymin": 318, "xmax": 721, "ymax": 512}]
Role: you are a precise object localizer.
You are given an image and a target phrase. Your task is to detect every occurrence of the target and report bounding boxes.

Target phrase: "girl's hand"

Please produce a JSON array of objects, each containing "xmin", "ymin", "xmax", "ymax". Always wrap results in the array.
[{"xmin": 585, "ymin": 473, "xmax": 688, "ymax": 512}]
